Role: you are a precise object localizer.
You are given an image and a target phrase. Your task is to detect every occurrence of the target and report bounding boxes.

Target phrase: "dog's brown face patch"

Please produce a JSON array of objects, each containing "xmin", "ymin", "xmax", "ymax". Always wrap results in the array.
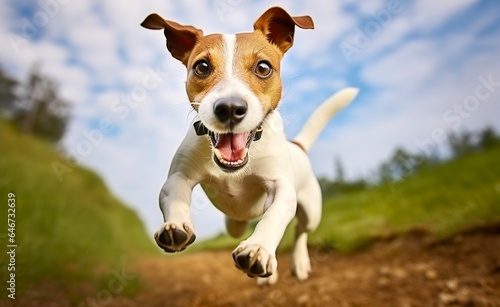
[
  {"xmin": 185, "ymin": 34, "xmax": 225, "ymax": 108},
  {"xmin": 233, "ymin": 32, "xmax": 283, "ymax": 112},
  {"xmin": 184, "ymin": 32, "xmax": 283, "ymax": 114}
]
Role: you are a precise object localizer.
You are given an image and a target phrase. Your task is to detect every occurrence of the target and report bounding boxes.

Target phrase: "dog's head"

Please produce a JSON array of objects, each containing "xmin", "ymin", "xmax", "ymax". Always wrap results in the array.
[{"xmin": 142, "ymin": 7, "xmax": 313, "ymax": 172}]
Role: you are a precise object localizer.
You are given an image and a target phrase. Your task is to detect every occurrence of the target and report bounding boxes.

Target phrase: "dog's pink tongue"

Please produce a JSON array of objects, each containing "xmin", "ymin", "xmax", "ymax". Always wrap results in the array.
[{"xmin": 216, "ymin": 133, "xmax": 249, "ymax": 162}]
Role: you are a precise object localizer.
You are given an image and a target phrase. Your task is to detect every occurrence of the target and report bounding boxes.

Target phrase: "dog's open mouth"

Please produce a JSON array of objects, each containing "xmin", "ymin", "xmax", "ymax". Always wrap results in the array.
[{"xmin": 209, "ymin": 128, "xmax": 260, "ymax": 171}]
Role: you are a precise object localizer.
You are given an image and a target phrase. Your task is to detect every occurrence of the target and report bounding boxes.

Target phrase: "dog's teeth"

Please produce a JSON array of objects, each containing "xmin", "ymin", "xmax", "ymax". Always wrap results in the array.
[
  {"xmin": 214, "ymin": 148, "xmax": 223, "ymax": 162},
  {"xmin": 214, "ymin": 148, "xmax": 249, "ymax": 167}
]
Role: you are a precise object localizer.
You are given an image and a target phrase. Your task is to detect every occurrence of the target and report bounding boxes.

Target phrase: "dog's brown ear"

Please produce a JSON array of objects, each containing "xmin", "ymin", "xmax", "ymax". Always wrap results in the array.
[
  {"xmin": 141, "ymin": 13, "xmax": 203, "ymax": 65},
  {"xmin": 253, "ymin": 7, "xmax": 314, "ymax": 54}
]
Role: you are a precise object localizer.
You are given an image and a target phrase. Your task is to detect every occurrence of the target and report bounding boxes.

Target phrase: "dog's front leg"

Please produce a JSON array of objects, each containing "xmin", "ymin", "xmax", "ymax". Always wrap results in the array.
[
  {"xmin": 232, "ymin": 178, "xmax": 297, "ymax": 283},
  {"xmin": 154, "ymin": 172, "xmax": 197, "ymax": 253}
]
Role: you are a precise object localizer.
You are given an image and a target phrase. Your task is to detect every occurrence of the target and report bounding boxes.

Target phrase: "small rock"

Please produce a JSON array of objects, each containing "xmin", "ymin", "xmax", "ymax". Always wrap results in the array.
[
  {"xmin": 297, "ymin": 293, "xmax": 310, "ymax": 305},
  {"xmin": 201, "ymin": 274, "xmax": 212, "ymax": 284},
  {"xmin": 413, "ymin": 262, "xmax": 429, "ymax": 272},
  {"xmin": 456, "ymin": 288, "xmax": 473, "ymax": 305},
  {"xmin": 425, "ymin": 269, "xmax": 438, "ymax": 280},
  {"xmin": 393, "ymin": 268, "xmax": 408, "ymax": 279},
  {"xmin": 268, "ymin": 290, "xmax": 286, "ymax": 305},
  {"xmin": 439, "ymin": 292, "xmax": 457, "ymax": 305},
  {"xmin": 377, "ymin": 277, "xmax": 390, "ymax": 287},
  {"xmin": 379, "ymin": 266, "xmax": 391, "ymax": 275},
  {"xmin": 343, "ymin": 270, "xmax": 358, "ymax": 280},
  {"xmin": 445, "ymin": 279, "xmax": 458, "ymax": 291}
]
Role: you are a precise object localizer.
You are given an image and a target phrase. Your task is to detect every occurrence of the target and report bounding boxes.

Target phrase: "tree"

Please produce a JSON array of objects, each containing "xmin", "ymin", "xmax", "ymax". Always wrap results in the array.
[
  {"xmin": 392, "ymin": 148, "xmax": 415, "ymax": 179},
  {"xmin": 478, "ymin": 127, "xmax": 500, "ymax": 151},
  {"xmin": 13, "ymin": 64, "xmax": 71, "ymax": 143},
  {"xmin": 447, "ymin": 130, "xmax": 476, "ymax": 158},
  {"xmin": 0, "ymin": 66, "xmax": 18, "ymax": 116},
  {"xmin": 334, "ymin": 156, "xmax": 345, "ymax": 184},
  {"xmin": 378, "ymin": 147, "xmax": 415, "ymax": 182},
  {"xmin": 377, "ymin": 146, "xmax": 434, "ymax": 185}
]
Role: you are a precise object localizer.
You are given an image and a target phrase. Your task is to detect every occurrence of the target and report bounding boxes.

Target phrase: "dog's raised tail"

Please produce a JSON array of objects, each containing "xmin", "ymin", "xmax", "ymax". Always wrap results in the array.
[{"xmin": 291, "ymin": 87, "xmax": 359, "ymax": 152}]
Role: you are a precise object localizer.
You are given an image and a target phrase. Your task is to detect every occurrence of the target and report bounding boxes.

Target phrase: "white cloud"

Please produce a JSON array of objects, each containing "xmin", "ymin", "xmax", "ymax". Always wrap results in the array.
[
  {"xmin": 292, "ymin": 2, "xmax": 357, "ymax": 59},
  {"xmin": 55, "ymin": 65, "xmax": 90, "ymax": 103},
  {"xmin": 355, "ymin": 0, "xmax": 386, "ymax": 15},
  {"xmin": 408, "ymin": 0, "xmax": 477, "ymax": 32},
  {"xmin": 343, "ymin": 0, "xmax": 479, "ymax": 64},
  {"xmin": 362, "ymin": 39, "xmax": 437, "ymax": 93}
]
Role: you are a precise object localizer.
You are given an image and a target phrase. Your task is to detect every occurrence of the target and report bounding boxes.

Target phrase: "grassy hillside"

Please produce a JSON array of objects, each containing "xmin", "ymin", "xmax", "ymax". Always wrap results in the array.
[
  {"xmin": 0, "ymin": 119, "xmax": 157, "ymax": 295},
  {"xmin": 309, "ymin": 146, "xmax": 500, "ymax": 251},
  {"xmin": 195, "ymin": 146, "xmax": 500, "ymax": 252}
]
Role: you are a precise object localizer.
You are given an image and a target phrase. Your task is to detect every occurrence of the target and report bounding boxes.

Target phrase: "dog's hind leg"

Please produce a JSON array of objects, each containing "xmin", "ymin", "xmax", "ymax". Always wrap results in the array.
[
  {"xmin": 225, "ymin": 217, "xmax": 249, "ymax": 238},
  {"xmin": 292, "ymin": 179, "xmax": 322, "ymax": 281}
]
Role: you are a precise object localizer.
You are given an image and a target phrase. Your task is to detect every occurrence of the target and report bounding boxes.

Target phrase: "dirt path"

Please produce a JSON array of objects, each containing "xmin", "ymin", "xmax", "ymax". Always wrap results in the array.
[
  {"xmin": 117, "ymin": 227, "xmax": 500, "ymax": 307},
  {"xmin": 5, "ymin": 227, "xmax": 500, "ymax": 307}
]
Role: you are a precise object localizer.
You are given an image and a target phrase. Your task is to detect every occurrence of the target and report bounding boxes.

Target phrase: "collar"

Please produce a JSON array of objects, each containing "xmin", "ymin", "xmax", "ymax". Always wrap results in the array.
[{"xmin": 193, "ymin": 120, "xmax": 263, "ymax": 141}]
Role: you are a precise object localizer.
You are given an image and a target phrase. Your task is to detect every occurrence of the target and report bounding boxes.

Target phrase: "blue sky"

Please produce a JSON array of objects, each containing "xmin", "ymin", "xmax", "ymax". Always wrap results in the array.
[{"xmin": 1, "ymin": 0, "xmax": 500, "ymax": 240}]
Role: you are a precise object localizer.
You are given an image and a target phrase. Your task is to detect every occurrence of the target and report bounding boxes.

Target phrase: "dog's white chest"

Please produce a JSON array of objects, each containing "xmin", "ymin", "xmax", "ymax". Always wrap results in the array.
[{"xmin": 200, "ymin": 175, "xmax": 269, "ymax": 220}]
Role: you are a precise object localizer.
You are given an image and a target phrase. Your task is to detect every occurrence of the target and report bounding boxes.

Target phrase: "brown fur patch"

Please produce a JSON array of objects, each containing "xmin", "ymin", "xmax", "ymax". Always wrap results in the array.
[
  {"xmin": 185, "ymin": 34, "xmax": 225, "ymax": 109},
  {"xmin": 234, "ymin": 32, "xmax": 284, "ymax": 113}
]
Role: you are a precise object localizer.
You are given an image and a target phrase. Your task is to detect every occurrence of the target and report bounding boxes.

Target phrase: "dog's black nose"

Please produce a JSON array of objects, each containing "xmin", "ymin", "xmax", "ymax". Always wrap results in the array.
[{"xmin": 213, "ymin": 98, "xmax": 248, "ymax": 124}]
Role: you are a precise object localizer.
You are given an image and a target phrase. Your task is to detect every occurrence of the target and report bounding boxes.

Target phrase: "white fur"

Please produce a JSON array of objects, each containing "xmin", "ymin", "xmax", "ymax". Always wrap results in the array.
[{"xmin": 223, "ymin": 34, "xmax": 235, "ymax": 78}]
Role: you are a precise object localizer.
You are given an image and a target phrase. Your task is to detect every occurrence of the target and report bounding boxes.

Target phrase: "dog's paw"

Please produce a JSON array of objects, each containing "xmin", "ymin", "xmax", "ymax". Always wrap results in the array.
[
  {"xmin": 232, "ymin": 244, "xmax": 277, "ymax": 279},
  {"xmin": 154, "ymin": 222, "xmax": 196, "ymax": 253},
  {"xmin": 256, "ymin": 272, "xmax": 279, "ymax": 286},
  {"xmin": 291, "ymin": 254, "xmax": 311, "ymax": 281}
]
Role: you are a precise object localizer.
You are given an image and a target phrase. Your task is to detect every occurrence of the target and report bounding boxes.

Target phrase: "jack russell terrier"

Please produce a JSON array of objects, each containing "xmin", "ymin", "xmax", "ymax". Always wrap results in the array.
[{"xmin": 141, "ymin": 6, "xmax": 358, "ymax": 285}]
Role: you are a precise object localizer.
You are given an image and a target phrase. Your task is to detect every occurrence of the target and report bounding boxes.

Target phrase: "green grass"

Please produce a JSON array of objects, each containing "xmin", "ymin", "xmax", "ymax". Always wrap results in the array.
[
  {"xmin": 195, "ymin": 146, "xmax": 500, "ymax": 253},
  {"xmin": 0, "ymin": 119, "xmax": 158, "ymax": 297}
]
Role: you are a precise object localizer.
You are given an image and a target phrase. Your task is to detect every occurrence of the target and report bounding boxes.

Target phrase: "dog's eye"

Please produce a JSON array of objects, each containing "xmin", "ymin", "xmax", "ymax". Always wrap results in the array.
[
  {"xmin": 193, "ymin": 60, "xmax": 211, "ymax": 77},
  {"xmin": 254, "ymin": 61, "xmax": 272, "ymax": 79}
]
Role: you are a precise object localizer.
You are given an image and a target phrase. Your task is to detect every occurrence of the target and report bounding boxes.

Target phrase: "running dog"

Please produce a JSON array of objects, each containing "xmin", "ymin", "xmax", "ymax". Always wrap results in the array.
[{"xmin": 141, "ymin": 6, "xmax": 358, "ymax": 285}]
